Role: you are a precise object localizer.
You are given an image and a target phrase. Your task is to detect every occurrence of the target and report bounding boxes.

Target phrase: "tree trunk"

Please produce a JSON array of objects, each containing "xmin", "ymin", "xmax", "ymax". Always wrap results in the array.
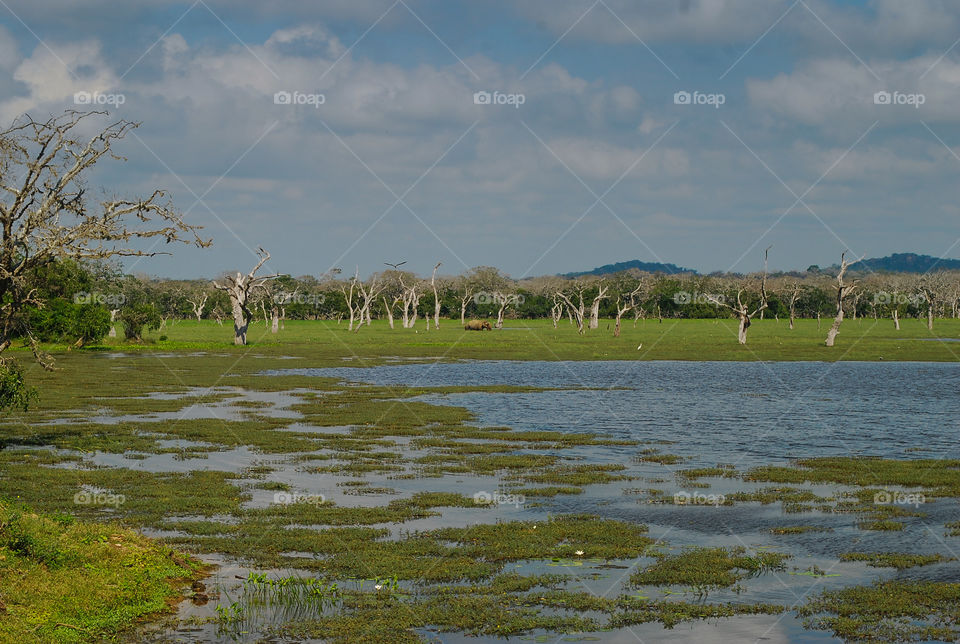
[
  {"xmin": 384, "ymin": 297, "xmax": 395, "ymax": 329},
  {"xmin": 893, "ymin": 308, "xmax": 900, "ymax": 330},
  {"xmin": 928, "ymin": 306, "xmax": 934, "ymax": 331},
  {"xmin": 825, "ymin": 307, "xmax": 843, "ymax": 346},
  {"xmin": 271, "ymin": 307, "xmax": 279, "ymax": 333},
  {"xmin": 231, "ymin": 299, "xmax": 248, "ymax": 345},
  {"xmin": 737, "ymin": 314, "xmax": 750, "ymax": 345}
]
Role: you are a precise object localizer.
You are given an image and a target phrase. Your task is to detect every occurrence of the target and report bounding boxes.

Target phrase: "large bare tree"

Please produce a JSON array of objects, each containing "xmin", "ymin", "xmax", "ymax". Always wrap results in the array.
[
  {"xmin": 824, "ymin": 252, "xmax": 861, "ymax": 347},
  {"xmin": 0, "ymin": 110, "xmax": 207, "ymax": 407},
  {"xmin": 212, "ymin": 249, "xmax": 279, "ymax": 345}
]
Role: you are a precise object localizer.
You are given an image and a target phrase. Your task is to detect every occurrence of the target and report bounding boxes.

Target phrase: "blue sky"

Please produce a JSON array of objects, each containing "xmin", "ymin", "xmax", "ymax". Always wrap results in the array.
[{"xmin": 2, "ymin": 0, "xmax": 959, "ymax": 279}]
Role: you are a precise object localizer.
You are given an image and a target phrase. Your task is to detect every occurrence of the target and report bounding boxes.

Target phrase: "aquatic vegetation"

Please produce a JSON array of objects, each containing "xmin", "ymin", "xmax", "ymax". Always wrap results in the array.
[
  {"xmin": 838, "ymin": 552, "xmax": 955, "ymax": 569},
  {"xmin": 631, "ymin": 546, "xmax": 790, "ymax": 591},
  {"xmin": 798, "ymin": 580, "xmax": 960, "ymax": 642}
]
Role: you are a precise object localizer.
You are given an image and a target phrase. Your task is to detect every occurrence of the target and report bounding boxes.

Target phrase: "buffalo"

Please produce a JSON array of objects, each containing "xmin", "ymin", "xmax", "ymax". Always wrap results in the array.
[{"xmin": 464, "ymin": 319, "xmax": 492, "ymax": 331}]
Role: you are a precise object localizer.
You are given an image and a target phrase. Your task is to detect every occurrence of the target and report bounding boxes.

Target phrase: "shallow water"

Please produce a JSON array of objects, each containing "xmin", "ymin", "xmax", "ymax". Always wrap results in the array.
[{"xmin": 151, "ymin": 360, "xmax": 960, "ymax": 642}]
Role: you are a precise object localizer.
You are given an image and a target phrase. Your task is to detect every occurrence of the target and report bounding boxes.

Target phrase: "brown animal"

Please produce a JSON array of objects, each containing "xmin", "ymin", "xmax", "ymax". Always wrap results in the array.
[{"xmin": 464, "ymin": 319, "xmax": 492, "ymax": 331}]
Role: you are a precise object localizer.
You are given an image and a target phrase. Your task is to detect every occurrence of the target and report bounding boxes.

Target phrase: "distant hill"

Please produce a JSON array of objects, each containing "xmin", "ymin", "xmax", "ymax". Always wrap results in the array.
[
  {"xmin": 842, "ymin": 253, "xmax": 960, "ymax": 273},
  {"xmin": 564, "ymin": 260, "xmax": 696, "ymax": 278}
]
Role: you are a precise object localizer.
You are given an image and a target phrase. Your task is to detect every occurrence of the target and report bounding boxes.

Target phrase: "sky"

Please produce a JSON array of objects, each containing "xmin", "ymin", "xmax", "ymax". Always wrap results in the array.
[{"xmin": 1, "ymin": 0, "xmax": 959, "ymax": 279}]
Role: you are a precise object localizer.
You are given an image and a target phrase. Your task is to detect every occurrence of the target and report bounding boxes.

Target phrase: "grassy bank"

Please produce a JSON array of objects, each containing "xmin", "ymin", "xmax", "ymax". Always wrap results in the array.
[{"xmin": 0, "ymin": 501, "xmax": 205, "ymax": 643}]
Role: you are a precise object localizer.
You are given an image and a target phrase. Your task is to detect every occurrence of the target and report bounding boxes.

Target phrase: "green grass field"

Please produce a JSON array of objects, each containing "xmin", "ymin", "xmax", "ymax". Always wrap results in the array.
[{"xmin": 14, "ymin": 316, "xmax": 960, "ymax": 366}]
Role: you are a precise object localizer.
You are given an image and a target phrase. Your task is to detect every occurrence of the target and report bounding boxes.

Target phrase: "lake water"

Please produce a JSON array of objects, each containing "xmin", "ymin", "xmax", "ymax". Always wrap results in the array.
[{"xmin": 151, "ymin": 360, "xmax": 960, "ymax": 643}]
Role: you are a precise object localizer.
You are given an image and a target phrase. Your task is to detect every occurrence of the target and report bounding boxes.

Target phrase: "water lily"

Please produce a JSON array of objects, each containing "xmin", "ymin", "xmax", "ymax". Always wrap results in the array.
[
  {"xmin": 374, "ymin": 584, "xmax": 383, "ymax": 590},
  {"xmin": 575, "ymin": 550, "xmax": 584, "ymax": 556}
]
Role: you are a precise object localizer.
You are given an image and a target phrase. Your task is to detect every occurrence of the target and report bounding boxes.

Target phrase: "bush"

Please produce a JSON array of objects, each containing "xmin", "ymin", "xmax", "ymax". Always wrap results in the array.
[
  {"xmin": 0, "ymin": 360, "xmax": 36, "ymax": 411},
  {"xmin": 26, "ymin": 299, "xmax": 111, "ymax": 345},
  {"xmin": 118, "ymin": 303, "xmax": 161, "ymax": 341}
]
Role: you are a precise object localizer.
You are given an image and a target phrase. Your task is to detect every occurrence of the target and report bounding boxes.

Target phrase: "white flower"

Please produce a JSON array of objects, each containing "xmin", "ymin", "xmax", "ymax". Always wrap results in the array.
[
  {"xmin": 374, "ymin": 584, "xmax": 383, "ymax": 590},
  {"xmin": 575, "ymin": 550, "xmax": 584, "ymax": 556}
]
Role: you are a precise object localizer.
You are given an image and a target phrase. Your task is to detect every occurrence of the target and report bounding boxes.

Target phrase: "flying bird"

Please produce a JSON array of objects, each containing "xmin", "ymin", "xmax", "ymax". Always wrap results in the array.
[{"xmin": 384, "ymin": 261, "xmax": 407, "ymax": 270}]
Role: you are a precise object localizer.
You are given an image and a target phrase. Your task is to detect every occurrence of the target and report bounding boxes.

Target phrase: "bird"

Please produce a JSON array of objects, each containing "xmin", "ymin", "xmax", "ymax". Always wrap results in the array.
[
  {"xmin": 637, "ymin": 344, "xmax": 643, "ymax": 350},
  {"xmin": 384, "ymin": 261, "xmax": 407, "ymax": 270}
]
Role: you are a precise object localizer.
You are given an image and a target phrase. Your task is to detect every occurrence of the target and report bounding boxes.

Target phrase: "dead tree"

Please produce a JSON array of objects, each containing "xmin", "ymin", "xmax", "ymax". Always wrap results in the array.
[
  {"xmin": 186, "ymin": 291, "xmax": 209, "ymax": 323},
  {"xmin": 551, "ymin": 294, "xmax": 564, "ymax": 328},
  {"xmin": 787, "ymin": 282, "xmax": 801, "ymax": 330},
  {"xmin": 758, "ymin": 246, "xmax": 772, "ymax": 319},
  {"xmin": 340, "ymin": 269, "xmax": 362, "ymax": 331},
  {"xmin": 399, "ymin": 275, "xmax": 421, "ymax": 328},
  {"xmin": 355, "ymin": 275, "xmax": 383, "ymax": 331},
  {"xmin": 588, "ymin": 282, "xmax": 609, "ymax": 330},
  {"xmin": 614, "ymin": 283, "xmax": 645, "ymax": 337},
  {"xmin": 705, "ymin": 256, "xmax": 769, "ymax": 345},
  {"xmin": 825, "ymin": 253, "xmax": 861, "ymax": 347},
  {"xmin": 212, "ymin": 249, "xmax": 279, "ymax": 345},
  {"xmin": 430, "ymin": 262, "xmax": 443, "ymax": 330},
  {"xmin": 556, "ymin": 290, "xmax": 585, "ymax": 334}
]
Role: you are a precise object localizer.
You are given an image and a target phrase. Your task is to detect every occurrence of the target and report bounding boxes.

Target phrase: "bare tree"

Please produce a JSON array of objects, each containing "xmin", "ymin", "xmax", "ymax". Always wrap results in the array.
[
  {"xmin": 186, "ymin": 290, "xmax": 209, "ymax": 323},
  {"xmin": 825, "ymin": 252, "xmax": 861, "ymax": 347},
  {"xmin": 430, "ymin": 262, "xmax": 442, "ymax": 330},
  {"xmin": 340, "ymin": 269, "xmax": 362, "ymax": 331},
  {"xmin": 588, "ymin": 281, "xmax": 609, "ymax": 330},
  {"xmin": 705, "ymin": 256, "xmax": 769, "ymax": 345},
  {"xmin": 613, "ymin": 281, "xmax": 645, "ymax": 337},
  {"xmin": 212, "ymin": 249, "xmax": 279, "ymax": 345},
  {"xmin": 398, "ymin": 274, "xmax": 421, "ymax": 328},
  {"xmin": 787, "ymin": 282, "xmax": 801, "ymax": 330},
  {"xmin": 0, "ymin": 111, "xmax": 207, "ymax": 388},
  {"xmin": 355, "ymin": 274, "xmax": 383, "ymax": 331}
]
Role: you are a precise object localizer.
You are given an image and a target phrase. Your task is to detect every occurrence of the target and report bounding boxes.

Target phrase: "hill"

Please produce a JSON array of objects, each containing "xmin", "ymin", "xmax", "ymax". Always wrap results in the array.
[
  {"xmin": 843, "ymin": 253, "xmax": 960, "ymax": 273},
  {"xmin": 563, "ymin": 259, "xmax": 696, "ymax": 278}
]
